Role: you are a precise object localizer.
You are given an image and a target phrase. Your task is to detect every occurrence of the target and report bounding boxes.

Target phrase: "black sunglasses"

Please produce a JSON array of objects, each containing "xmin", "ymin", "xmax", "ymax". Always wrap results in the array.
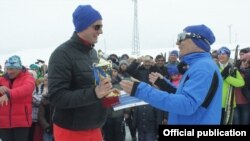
[
  {"xmin": 92, "ymin": 24, "xmax": 103, "ymax": 31},
  {"xmin": 177, "ymin": 32, "xmax": 210, "ymax": 45}
]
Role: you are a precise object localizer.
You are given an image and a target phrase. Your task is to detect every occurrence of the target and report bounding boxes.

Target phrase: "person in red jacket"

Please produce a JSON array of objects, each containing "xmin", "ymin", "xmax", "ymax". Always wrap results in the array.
[{"xmin": 0, "ymin": 55, "xmax": 35, "ymax": 141}]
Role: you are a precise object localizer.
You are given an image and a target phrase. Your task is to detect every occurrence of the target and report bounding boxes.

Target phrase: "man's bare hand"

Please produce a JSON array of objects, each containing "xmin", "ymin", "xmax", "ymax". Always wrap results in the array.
[
  {"xmin": 120, "ymin": 80, "xmax": 134, "ymax": 94},
  {"xmin": 0, "ymin": 86, "xmax": 10, "ymax": 95},
  {"xmin": 149, "ymin": 72, "xmax": 163, "ymax": 84},
  {"xmin": 0, "ymin": 94, "xmax": 9, "ymax": 107},
  {"xmin": 95, "ymin": 77, "xmax": 113, "ymax": 99}
]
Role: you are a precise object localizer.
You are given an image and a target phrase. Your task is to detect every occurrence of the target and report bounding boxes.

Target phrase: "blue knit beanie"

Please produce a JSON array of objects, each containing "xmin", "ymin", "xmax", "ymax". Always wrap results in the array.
[
  {"xmin": 73, "ymin": 5, "xmax": 102, "ymax": 32},
  {"xmin": 167, "ymin": 65, "xmax": 179, "ymax": 76},
  {"xmin": 5, "ymin": 55, "xmax": 22, "ymax": 69},
  {"xmin": 170, "ymin": 50, "xmax": 179, "ymax": 57},
  {"xmin": 184, "ymin": 24, "xmax": 215, "ymax": 52},
  {"xmin": 217, "ymin": 46, "xmax": 231, "ymax": 57}
]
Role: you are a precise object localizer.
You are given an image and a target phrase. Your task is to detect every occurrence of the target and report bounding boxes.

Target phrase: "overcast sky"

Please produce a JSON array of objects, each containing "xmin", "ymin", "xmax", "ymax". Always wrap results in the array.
[{"xmin": 1, "ymin": 0, "xmax": 250, "ymax": 66}]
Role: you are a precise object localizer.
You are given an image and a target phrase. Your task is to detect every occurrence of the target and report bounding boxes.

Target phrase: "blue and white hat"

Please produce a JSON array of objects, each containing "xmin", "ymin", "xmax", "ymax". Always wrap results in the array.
[{"xmin": 5, "ymin": 55, "xmax": 22, "ymax": 69}]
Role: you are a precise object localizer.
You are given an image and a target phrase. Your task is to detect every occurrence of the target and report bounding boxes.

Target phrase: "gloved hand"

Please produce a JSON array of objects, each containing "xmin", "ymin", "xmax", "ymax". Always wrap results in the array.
[
  {"xmin": 177, "ymin": 61, "xmax": 188, "ymax": 75},
  {"xmin": 221, "ymin": 65, "xmax": 231, "ymax": 79}
]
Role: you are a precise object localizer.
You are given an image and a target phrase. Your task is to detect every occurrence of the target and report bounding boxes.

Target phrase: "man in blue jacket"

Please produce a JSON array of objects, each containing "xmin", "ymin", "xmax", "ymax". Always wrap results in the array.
[{"xmin": 120, "ymin": 24, "xmax": 223, "ymax": 124}]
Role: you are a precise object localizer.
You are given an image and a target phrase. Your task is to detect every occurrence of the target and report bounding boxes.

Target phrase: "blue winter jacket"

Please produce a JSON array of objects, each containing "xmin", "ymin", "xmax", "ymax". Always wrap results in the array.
[{"xmin": 133, "ymin": 53, "xmax": 222, "ymax": 124}]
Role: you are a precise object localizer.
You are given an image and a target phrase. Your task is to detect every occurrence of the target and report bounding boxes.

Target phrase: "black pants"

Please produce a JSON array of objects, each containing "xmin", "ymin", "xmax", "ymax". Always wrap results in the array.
[
  {"xmin": 126, "ymin": 116, "xmax": 137, "ymax": 139},
  {"xmin": 28, "ymin": 123, "xmax": 36, "ymax": 141},
  {"xmin": 0, "ymin": 127, "xmax": 29, "ymax": 141},
  {"xmin": 103, "ymin": 117, "xmax": 125, "ymax": 141}
]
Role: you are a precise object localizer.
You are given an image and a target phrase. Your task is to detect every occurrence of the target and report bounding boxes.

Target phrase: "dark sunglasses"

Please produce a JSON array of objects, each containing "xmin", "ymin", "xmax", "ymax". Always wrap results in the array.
[
  {"xmin": 92, "ymin": 24, "xmax": 103, "ymax": 31},
  {"xmin": 177, "ymin": 32, "xmax": 210, "ymax": 45}
]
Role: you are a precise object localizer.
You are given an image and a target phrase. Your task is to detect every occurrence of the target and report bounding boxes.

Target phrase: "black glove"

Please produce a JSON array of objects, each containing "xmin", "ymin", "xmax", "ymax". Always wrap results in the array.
[
  {"xmin": 221, "ymin": 65, "xmax": 231, "ymax": 79},
  {"xmin": 177, "ymin": 61, "xmax": 188, "ymax": 75},
  {"xmin": 130, "ymin": 82, "xmax": 139, "ymax": 96},
  {"xmin": 155, "ymin": 78, "xmax": 176, "ymax": 93}
]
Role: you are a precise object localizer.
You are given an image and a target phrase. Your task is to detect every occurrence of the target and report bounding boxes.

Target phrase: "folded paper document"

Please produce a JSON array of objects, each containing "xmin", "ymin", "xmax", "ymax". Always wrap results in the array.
[{"xmin": 113, "ymin": 91, "xmax": 148, "ymax": 111}]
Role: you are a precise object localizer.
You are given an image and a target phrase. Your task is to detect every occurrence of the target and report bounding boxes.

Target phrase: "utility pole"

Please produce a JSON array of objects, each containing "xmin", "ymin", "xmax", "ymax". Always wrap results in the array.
[{"xmin": 131, "ymin": 0, "xmax": 140, "ymax": 56}]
